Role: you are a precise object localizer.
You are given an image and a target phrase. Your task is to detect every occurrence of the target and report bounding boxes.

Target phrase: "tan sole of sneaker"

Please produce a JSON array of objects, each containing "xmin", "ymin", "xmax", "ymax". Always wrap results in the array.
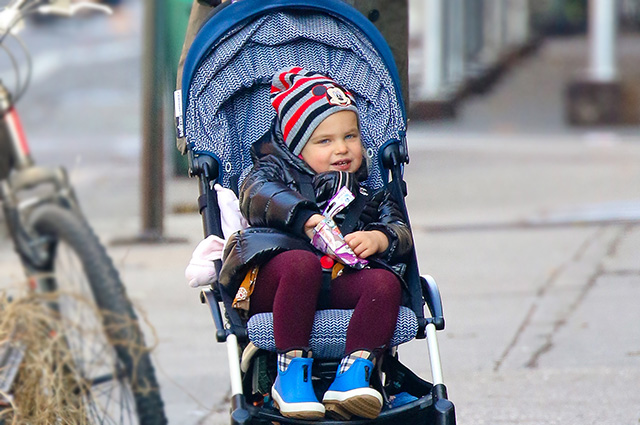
[
  {"xmin": 272, "ymin": 399, "xmax": 326, "ymax": 420},
  {"xmin": 341, "ymin": 394, "xmax": 382, "ymax": 419},
  {"xmin": 324, "ymin": 401, "xmax": 352, "ymax": 421}
]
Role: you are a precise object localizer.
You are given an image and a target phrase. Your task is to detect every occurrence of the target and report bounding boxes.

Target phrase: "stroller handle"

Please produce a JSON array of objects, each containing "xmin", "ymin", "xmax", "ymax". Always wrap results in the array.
[
  {"xmin": 421, "ymin": 275, "xmax": 445, "ymax": 330},
  {"xmin": 189, "ymin": 152, "xmax": 224, "ymax": 239}
]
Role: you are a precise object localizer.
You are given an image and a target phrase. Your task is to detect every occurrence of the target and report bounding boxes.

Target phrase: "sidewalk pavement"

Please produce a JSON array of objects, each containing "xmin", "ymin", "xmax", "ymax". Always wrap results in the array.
[
  {"xmin": 0, "ymin": 9, "xmax": 639, "ymax": 423},
  {"xmin": 86, "ymin": 35, "xmax": 640, "ymax": 424}
]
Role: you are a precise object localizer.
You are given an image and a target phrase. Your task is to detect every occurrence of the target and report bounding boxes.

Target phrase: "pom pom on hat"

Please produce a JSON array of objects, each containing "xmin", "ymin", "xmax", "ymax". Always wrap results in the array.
[{"xmin": 270, "ymin": 67, "xmax": 358, "ymax": 155}]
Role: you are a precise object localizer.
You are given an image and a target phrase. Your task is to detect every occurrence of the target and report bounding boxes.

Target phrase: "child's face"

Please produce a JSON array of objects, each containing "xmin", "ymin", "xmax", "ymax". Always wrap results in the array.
[{"xmin": 300, "ymin": 111, "xmax": 363, "ymax": 174}]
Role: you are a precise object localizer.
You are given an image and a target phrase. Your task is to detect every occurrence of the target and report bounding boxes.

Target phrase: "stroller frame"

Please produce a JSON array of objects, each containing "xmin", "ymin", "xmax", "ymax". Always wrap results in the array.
[{"xmin": 178, "ymin": 1, "xmax": 456, "ymax": 424}]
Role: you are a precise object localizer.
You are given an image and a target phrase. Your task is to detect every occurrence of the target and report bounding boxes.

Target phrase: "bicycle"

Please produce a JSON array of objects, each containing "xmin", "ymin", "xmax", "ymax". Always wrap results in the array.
[{"xmin": 0, "ymin": 0, "xmax": 167, "ymax": 423}]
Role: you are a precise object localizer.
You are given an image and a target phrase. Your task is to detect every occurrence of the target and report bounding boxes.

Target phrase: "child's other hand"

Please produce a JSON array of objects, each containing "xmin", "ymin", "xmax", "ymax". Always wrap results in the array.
[
  {"xmin": 214, "ymin": 184, "xmax": 248, "ymax": 238},
  {"xmin": 185, "ymin": 235, "xmax": 225, "ymax": 288},
  {"xmin": 304, "ymin": 214, "xmax": 325, "ymax": 239},
  {"xmin": 344, "ymin": 230, "xmax": 389, "ymax": 259}
]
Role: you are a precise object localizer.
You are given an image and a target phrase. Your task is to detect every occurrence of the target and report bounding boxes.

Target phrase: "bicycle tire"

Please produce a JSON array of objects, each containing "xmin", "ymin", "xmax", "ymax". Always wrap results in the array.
[{"xmin": 24, "ymin": 203, "xmax": 167, "ymax": 424}]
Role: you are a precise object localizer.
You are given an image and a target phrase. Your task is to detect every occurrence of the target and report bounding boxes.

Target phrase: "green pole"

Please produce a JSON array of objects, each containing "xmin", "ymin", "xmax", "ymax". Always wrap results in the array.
[{"xmin": 140, "ymin": 0, "xmax": 166, "ymax": 240}]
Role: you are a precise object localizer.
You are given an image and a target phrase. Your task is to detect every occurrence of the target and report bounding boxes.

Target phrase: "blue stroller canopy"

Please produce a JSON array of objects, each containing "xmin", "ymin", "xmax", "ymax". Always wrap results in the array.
[{"xmin": 181, "ymin": 0, "xmax": 407, "ymax": 192}]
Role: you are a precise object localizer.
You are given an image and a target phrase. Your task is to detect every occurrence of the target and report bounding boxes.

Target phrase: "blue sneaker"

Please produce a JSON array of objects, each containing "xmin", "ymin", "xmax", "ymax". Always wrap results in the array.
[
  {"xmin": 271, "ymin": 357, "xmax": 325, "ymax": 420},
  {"xmin": 322, "ymin": 357, "xmax": 383, "ymax": 420}
]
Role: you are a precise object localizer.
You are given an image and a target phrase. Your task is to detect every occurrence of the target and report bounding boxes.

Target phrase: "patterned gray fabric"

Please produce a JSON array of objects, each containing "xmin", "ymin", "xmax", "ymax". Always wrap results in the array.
[
  {"xmin": 247, "ymin": 307, "xmax": 418, "ymax": 359},
  {"xmin": 184, "ymin": 12, "xmax": 406, "ymax": 192}
]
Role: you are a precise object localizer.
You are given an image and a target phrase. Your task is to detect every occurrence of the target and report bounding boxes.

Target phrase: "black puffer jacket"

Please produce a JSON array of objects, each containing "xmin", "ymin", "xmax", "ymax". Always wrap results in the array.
[{"xmin": 218, "ymin": 140, "xmax": 413, "ymax": 295}]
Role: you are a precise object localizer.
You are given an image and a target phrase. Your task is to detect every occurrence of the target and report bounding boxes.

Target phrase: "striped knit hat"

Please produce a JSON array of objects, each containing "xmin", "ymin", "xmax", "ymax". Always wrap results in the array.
[{"xmin": 270, "ymin": 67, "xmax": 359, "ymax": 156}]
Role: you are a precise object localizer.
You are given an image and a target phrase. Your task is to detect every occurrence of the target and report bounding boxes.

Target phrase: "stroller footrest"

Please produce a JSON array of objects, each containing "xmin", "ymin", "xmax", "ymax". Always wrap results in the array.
[{"xmin": 247, "ymin": 306, "xmax": 418, "ymax": 359}]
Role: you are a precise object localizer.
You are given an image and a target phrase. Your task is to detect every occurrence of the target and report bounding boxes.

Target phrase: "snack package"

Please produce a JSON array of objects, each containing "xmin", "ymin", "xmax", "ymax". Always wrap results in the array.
[
  {"xmin": 310, "ymin": 187, "xmax": 368, "ymax": 269},
  {"xmin": 312, "ymin": 217, "xmax": 368, "ymax": 269},
  {"xmin": 323, "ymin": 186, "xmax": 355, "ymax": 218}
]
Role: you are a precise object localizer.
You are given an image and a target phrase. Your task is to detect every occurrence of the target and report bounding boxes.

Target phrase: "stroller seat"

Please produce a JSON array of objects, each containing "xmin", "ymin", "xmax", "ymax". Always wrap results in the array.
[
  {"xmin": 248, "ymin": 307, "xmax": 418, "ymax": 359},
  {"xmin": 179, "ymin": 1, "xmax": 455, "ymax": 423}
]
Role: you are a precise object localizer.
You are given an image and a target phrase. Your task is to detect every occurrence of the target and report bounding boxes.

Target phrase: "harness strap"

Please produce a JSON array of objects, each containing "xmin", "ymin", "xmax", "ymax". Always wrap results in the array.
[
  {"xmin": 339, "ymin": 187, "xmax": 371, "ymax": 234},
  {"xmin": 292, "ymin": 169, "xmax": 373, "ymax": 310},
  {"xmin": 317, "ymin": 256, "xmax": 334, "ymax": 310},
  {"xmin": 316, "ymin": 188, "xmax": 370, "ymax": 310},
  {"xmin": 294, "ymin": 170, "xmax": 316, "ymax": 202}
]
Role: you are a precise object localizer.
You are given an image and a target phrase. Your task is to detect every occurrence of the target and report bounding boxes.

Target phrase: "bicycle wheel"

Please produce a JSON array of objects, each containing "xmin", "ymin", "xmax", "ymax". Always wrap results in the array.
[{"xmin": 21, "ymin": 203, "xmax": 167, "ymax": 424}]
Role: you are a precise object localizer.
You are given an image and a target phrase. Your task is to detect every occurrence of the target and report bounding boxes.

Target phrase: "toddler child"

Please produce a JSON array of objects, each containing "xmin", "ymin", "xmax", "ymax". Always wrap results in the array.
[{"xmin": 218, "ymin": 67, "xmax": 413, "ymax": 420}]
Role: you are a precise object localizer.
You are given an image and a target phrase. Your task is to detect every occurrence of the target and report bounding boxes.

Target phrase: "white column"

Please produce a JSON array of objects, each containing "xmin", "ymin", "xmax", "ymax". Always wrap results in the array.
[
  {"xmin": 447, "ymin": 0, "xmax": 466, "ymax": 85},
  {"xmin": 420, "ymin": 0, "xmax": 444, "ymax": 98},
  {"xmin": 506, "ymin": 0, "xmax": 531, "ymax": 47},
  {"xmin": 479, "ymin": 0, "xmax": 503, "ymax": 64},
  {"xmin": 463, "ymin": 0, "xmax": 484, "ymax": 74},
  {"xmin": 589, "ymin": 0, "xmax": 618, "ymax": 81}
]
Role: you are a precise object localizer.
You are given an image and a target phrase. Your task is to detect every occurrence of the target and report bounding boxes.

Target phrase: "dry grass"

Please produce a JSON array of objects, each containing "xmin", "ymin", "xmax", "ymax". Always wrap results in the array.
[{"xmin": 0, "ymin": 291, "xmax": 153, "ymax": 424}]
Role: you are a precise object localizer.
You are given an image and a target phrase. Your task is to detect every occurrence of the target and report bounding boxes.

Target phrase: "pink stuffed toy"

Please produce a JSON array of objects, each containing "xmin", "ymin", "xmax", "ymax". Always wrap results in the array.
[{"xmin": 185, "ymin": 184, "xmax": 248, "ymax": 287}]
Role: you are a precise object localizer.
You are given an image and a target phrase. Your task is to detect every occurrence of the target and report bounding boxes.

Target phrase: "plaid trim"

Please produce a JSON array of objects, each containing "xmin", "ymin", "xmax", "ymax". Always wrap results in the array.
[
  {"xmin": 338, "ymin": 350, "xmax": 374, "ymax": 374},
  {"xmin": 277, "ymin": 349, "xmax": 312, "ymax": 372}
]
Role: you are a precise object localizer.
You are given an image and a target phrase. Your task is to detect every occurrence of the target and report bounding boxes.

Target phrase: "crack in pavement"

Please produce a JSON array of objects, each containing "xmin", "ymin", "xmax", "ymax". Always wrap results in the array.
[
  {"xmin": 493, "ymin": 225, "xmax": 632, "ymax": 372},
  {"xmin": 606, "ymin": 223, "xmax": 634, "ymax": 257},
  {"xmin": 493, "ymin": 264, "xmax": 565, "ymax": 372},
  {"xmin": 525, "ymin": 264, "xmax": 603, "ymax": 368}
]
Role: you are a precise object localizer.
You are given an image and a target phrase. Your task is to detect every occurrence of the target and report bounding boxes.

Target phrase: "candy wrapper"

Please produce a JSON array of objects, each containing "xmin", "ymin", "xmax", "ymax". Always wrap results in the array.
[
  {"xmin": 311, "ymin": 217, "xmax": 368, "ymax": 269},
  {"xmin": 323, "ymin": 186, "xmax": 355, "ymax": 218},
  {"xmin": 310, "ymin": 187, "xmax": 368, "ymax": 269}
]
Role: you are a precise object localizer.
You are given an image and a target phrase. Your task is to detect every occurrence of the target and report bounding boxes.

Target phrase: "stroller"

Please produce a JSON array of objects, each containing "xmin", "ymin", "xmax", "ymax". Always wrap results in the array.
[{"xmin": 176, "ymin": 1, "xmax": 456, "ymax": 424}]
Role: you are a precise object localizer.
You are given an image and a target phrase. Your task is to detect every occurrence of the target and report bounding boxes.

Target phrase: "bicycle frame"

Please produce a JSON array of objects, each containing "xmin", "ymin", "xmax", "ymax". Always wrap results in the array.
[
  {"xmin": 0, "ymin": 82, "xmax": 31, "ymax": 170},
  {"xmin": 0, "ymin": 80, "xmax": 78, "ymax": 201},
  {"xmin": 0, "ymin": 78, "xmax": 79, "ymax": 271}
]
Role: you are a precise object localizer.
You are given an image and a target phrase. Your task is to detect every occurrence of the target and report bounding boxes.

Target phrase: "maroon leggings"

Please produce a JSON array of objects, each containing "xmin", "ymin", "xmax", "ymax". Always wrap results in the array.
[{"xmin": 249, "ymin": 250, "xmax": 402, "ymax": 353}]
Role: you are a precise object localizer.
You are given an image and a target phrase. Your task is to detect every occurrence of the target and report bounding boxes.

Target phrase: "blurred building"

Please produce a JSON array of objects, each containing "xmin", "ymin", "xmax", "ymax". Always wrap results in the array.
[
  {"xmin": 408, "ymin": 0, "xmax": 536, "ymax": 119},
  {"xmin": 408, "ymin": 0, "xmax": 640, "ymax": 121}
]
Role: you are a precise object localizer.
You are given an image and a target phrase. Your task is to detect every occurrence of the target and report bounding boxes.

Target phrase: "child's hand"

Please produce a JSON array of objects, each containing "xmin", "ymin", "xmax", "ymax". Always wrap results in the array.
[
  {"xmin": 304, "ymin": 214, "xmax": 325, "ymax": 239},
  {"xmin": 344, "ymin": 230, "xmax": 389, "ymax": 259}
]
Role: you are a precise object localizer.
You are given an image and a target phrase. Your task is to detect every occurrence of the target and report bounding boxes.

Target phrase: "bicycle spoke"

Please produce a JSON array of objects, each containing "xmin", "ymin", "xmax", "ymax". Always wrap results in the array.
[
  {"xmin": 47, "ymin": 241, "xmax": 141, "ymax": 424},
  {"xmin": 4, "ymin": 204, "xmax": 165, "ymax": 423}
]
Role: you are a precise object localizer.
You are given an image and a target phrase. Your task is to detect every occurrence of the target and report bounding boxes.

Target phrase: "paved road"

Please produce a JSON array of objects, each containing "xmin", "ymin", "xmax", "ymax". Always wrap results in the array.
[{"xmin": 0, "ymin": 5, "xmax": 639, "ymax": 424}]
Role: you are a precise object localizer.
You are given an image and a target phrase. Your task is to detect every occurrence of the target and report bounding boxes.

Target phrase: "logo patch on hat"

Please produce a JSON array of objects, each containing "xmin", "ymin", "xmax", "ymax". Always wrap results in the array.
[
  {"xmin": 312, "ymin": 85, "xmax": 328, "ymax": 96},
  {"xmin": 326, "ymin": 86, "xmax": 352, "ymax": 107}
]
